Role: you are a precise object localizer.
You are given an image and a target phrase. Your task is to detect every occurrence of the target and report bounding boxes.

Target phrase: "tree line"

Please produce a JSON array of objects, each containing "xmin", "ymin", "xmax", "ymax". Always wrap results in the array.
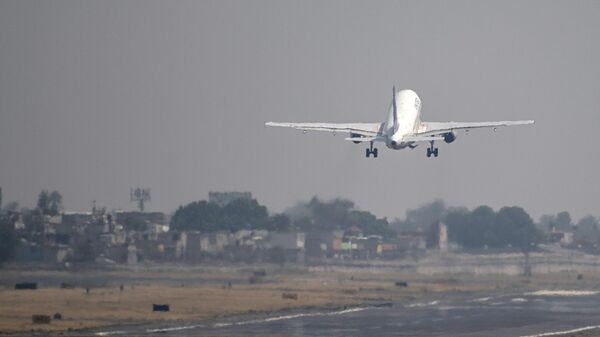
[
  {"xmin": 444, "ymin": 206, "xmax": 541, "ymax": 251},
  {"xmin": 2, "ymin": 187, "xmax": 600, "ymax": 266},
  {"xmin": 393, "ymin": 199, "xmax": 600, "ymax": 251},
  {"xmin": 0, "ymin": 189, "xmax": 64, "ymax": 265},
  {"xmin": 170, "ymin": 196, "xmax": 395, "ymax": 237},
  {"xmin": 170, "ymin": 198, "xmax": 291, "ymax": 232}
]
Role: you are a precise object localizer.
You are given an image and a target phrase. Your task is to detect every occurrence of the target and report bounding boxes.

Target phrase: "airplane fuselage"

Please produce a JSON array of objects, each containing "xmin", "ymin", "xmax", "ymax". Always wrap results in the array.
[{"xmin": 385, "ymin": 89, "xmax": 422, "ymax": 150}]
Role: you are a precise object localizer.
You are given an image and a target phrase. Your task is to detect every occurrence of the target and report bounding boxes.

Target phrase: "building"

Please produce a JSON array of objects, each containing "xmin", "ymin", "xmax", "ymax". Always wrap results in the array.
[
  {"xmin": 115, "ymin": 211, "xmax": 166, "ymax": 230},
  {"xmin": 438, "ymin": 222, "xmax": 448, "ymax": 252},
  {"xmin": 208, "ymin": 191, "xmax": 252, "ymax": 207},
  {"xmin": 268, "ymin": 232, "xmax": 306, "ymax": 263}
]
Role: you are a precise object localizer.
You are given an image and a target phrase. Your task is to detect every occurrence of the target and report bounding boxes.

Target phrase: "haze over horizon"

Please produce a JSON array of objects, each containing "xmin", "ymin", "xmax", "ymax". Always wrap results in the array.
[{"xmin": 1, "ymin": 1, "xmax": 599, "ymax": 221}]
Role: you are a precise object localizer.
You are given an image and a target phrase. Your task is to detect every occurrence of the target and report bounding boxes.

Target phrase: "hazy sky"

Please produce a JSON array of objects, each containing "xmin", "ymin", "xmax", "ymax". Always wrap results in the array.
[{"xmin": 1, "ymin": 1, "xmax": 599, "ymax": 221}]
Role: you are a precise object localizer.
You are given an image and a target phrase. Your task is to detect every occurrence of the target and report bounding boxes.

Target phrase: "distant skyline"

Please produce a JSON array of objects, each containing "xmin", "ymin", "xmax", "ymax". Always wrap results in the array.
[{"xmin": 1, "ymin": 1, "xmax": 599, "ymax": 221}]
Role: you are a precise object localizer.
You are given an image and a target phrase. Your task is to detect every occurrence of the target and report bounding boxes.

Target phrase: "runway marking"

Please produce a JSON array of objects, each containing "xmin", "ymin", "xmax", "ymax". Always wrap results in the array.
[
  {"xmin": 520, "ymin": 325, "xmax": 600, "ymax": 337},
  {"xmin": 524, "ymin": 290, "xmax": 599, "ymax": 296},
  {"xmin": 213, "ymin": 306, "xmax": 375, "ymax": 328},
  {"xmin": 146, "ymin": 324, "xmax": 207, "ymax": 333},
  {"xmin": 95, "ymin": 306, "xmax": 377, "ymax": 335},
  {"xmin": 511, "ymin": 298, "xmax": 528, "ymax": 303},
  {"xmin": 405, "ymin": 300, "xmax": 439, "ymax": 308},
  {"xmin": 472, "ymin": 297, "xmax": 492, "ymax": 302},
  {"xmin": 95, "ymin": 331, "xmax": 126, "ymax": 336}
]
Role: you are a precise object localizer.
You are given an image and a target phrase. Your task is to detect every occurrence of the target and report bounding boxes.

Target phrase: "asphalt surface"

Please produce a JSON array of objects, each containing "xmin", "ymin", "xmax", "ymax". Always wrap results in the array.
[{"xmin": 84, "ymin": 290, "xmax": 600, "ymax": 337}]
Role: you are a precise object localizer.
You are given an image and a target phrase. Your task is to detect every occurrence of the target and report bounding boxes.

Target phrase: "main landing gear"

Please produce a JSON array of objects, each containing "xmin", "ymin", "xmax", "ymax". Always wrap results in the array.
[
  {"xmin": 366, "ymin": 141, "xmax": 378, "ymax": 158},
  {"xmin": 426, "ymin": 140, "xmax": 439, "ymax": 158}
]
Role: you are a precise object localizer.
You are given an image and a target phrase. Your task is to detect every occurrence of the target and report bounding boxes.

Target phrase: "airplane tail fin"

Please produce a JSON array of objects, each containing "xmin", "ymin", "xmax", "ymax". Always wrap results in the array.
[{"xmin": 392, "ymin": 86, "xmax": 399, "ymax": 132}]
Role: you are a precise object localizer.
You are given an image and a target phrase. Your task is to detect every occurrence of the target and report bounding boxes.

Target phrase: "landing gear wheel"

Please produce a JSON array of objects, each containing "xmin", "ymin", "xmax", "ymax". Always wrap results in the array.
[
  {"xmin": 365, "ymin": 142, "xmax": 378, "ymax": 158},
  {"xmin": 426, "ymin": 140, "xmax": 439, "ymax": 158}
]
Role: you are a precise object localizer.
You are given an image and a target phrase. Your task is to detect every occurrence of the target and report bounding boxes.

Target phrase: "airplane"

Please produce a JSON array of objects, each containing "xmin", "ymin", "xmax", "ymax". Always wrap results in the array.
[{"xmin": 265, "ymin": 88, "xmax": 534, "ymax": 158}]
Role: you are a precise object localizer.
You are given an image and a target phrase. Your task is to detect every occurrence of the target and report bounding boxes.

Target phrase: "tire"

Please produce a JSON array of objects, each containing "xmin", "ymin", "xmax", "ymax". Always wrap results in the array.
[
  {"xmin": 365, "ymin": 149, "xmax": 370, "ymax": 158},
  {"xmin": 426, "ymin": 148, "xmax": 431, "ymax": 157},
  {"xmin": 373, "ymin": 149, "xmax": 378, "ymax": 158},
  {"xmin": 433, "ymin": 148, "xmax": 439, "ymax": 157}
]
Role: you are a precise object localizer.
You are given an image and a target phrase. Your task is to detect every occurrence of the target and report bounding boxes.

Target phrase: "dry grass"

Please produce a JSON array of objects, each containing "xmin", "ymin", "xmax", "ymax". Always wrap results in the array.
[
  {"xmin": 0, "ymin": 284, "xmax": 352, "ymax": 333},
  {"xmin": 0, "ymin": 269, "xmax": 363, "ymax": 333},
  {"xmin": 1, "ymin": 266, "xmax": 592, "ymax": 334}
]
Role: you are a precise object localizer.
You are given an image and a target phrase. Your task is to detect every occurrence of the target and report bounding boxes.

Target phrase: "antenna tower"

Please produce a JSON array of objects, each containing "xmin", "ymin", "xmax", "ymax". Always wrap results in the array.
[{"xmin": 130, "ymin": 187, "xmax": 151, "ymax": 212}]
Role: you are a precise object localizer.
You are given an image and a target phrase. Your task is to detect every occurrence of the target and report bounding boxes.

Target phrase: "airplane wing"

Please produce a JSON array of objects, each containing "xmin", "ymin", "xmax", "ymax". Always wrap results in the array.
[
  {"xmin": 265, "ymin": 122, "xmax": 383, "ymax": 137},
  {"xmin": 416, "ymin": 120, "xmax": 534, "ymax": 136}
]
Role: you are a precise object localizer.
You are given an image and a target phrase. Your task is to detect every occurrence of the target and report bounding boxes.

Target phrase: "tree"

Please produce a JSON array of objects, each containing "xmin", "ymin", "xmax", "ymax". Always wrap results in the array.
[
  {"xmin": 494, "ymin": 207, "xmax": 540, "ymax": 251},
  {"xmin": 293, "ymin": 217, "xmax": 315, "ymax": 231},
  {"xmin": 305, "ymin": 197, "xmax": 355, "ymax": 230},
  {"xmin": 348, "ymin": 210, "xmax": 394, "ymax": 237},
  {"xmin": 48, "ymin": 191, "xmax": 63, "ymax": 216},
  {"xmin": 404, "ymin": 199, "xmax": 447, "ymax": 231},
  {"xmin": 445, "ymin": 205, "xmax": 540, "ymax": 251},
  {"xmin": 577, "ymin": 215, "xmax": 599, "ymax": 231},
  {"xmin": 170, "ymin": 200, "xmax": 224, "ymax": 231},
  {"xmin": 445, "ymin": 208, "xmax": 473, "ymax": 247},
  {"xmin": 470, "ymin": 206, "xmax": 496, "ymax": 247},
  {"xmin": 287, "ymin": 197, "xmax": 394, "ymax": 236},
  {"xmin": 223, "ymin": 198, "xmax": 268, "ymax": 231},
  {"xmin": 0, "ymin": 214, "xmax": 17, "ymax": 265},
  {"xmin": 445, "ymin": 206, "xmax": 495, "ymax": 249},
  {"xmin": 539, "ymin": 214, "xmax": 556, "ymax": 230},
  {"xmin": 121, "ymin": 214, "xmax": 148, "ymax": 232},
  {"xmin": 37, "ymin": 190, "xmax": 50, "ymax": 214},
  {"xmin": 2, "ymin": 201, "xmax": 19, "ymax": 213},
  {"xmin": 265, "ymin": 214, "xmax": 291, "ymax": 231},
  {"xmin": 36, "ymin": 190, "xmax": 63, "ymax": 216},
  {"xmin": 555, "ymin": 211, "xmax": 572, "ymax": 230}
]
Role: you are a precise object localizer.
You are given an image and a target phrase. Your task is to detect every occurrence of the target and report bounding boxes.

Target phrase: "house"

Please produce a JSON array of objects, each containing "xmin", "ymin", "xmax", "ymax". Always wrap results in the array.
[
  {"xmin": 114, "ymin": 211, "xmax": 166, "ymax": 231},
  {"xmin": 268, "ymin": 232, "xmax": 306, "ymax": 263},
  {"xmin": 548, "ymin": 229, "xmax": 574, "ymax": 247}
]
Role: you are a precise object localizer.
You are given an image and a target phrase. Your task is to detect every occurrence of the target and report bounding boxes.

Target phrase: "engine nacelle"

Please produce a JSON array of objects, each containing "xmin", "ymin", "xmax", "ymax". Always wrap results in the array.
[
  {"xmin": 350, "ymin": 133, "xmax": 362, "ymax": 144},
  {"xmin": 443, "ymin": 132, "xmax": 457, "ymax": 144}
]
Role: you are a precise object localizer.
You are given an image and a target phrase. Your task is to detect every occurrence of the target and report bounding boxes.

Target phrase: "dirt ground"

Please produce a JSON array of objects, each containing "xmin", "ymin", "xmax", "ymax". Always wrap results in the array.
[{"xmin": 0, "ymin": 265, "xmax": 596, "ymax": 334}]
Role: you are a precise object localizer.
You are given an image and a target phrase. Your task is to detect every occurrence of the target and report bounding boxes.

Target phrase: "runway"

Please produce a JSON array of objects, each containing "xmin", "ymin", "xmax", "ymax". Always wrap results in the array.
[{"xmin": 89, "ymin": 289, "xmax": 600, "ymax": 337}]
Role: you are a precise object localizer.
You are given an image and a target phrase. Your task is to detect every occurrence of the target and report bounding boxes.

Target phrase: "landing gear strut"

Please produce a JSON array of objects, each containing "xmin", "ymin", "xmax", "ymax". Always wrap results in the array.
[
  {"xmin": 426, "ymin": 140, "xmax": 439, "ymax": 158},
  {"xmin": 366, "ymin": 141, "xmax": 378, "ymax": 158}
]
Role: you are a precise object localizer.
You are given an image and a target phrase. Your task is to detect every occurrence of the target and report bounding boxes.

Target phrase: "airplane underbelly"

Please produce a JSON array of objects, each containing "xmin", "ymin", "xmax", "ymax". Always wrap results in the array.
[{"xmin": 387, "ymin": 141, "xmax": 413, "ymax": 150}]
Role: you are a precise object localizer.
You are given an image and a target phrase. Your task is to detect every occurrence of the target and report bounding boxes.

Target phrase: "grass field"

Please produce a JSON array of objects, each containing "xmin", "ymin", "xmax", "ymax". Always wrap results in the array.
[{"xmin": 0, "ymin": 265, "xmax": 595, "ymax": 334}]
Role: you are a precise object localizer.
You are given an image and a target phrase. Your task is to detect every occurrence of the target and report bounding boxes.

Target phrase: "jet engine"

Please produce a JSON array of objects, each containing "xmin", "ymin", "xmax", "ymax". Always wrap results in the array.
[
  {"xmin": 443, "ymin": 132, "xmax": 457, "ymax": 144},
  {"xmin": 350, "ymin": 133, "xmax": 362, "ymax": 144}
]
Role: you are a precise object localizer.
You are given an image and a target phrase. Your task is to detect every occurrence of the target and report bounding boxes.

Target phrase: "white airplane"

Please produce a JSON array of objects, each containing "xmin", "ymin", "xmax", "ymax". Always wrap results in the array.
[{"xmin": 266, "ymin": 88, "xmax": 534, "ymax": 158}]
